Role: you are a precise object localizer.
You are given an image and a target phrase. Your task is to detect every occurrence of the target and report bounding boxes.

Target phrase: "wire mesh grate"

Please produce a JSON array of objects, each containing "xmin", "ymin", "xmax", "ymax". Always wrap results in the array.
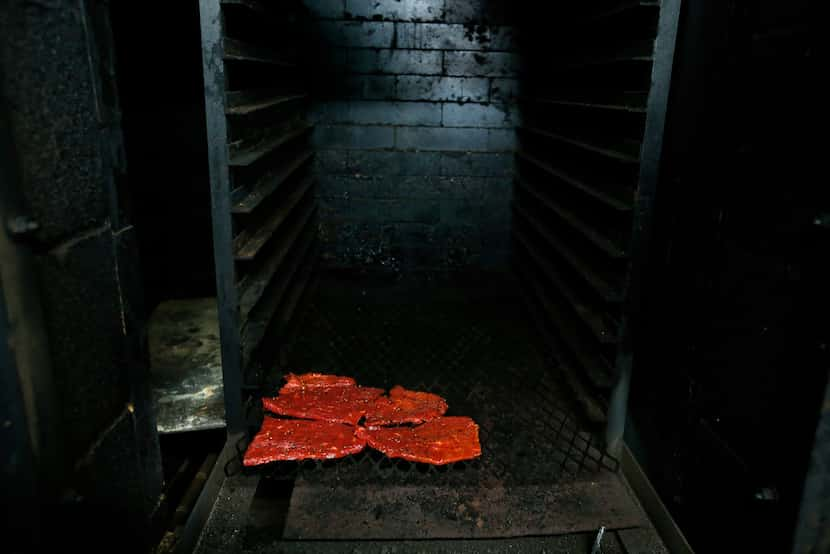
[{"xmin": 237, "ymin": 275, "xmax": 619, "ymax": 485}]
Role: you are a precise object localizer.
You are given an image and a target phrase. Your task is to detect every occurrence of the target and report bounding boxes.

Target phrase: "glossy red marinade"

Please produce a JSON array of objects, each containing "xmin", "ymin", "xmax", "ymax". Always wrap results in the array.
[
  {"xmin": 280, "ymin": 372, "xmax": 356, "ymax": 392},
  {"xmin": 251, "ymin": 374, "xmax": 481, "ymax": 466},
  {"xmin": 358, "ymin": 416, "xmax": 481, "ymax": 465},
  {"xmin": 364, "ymin": 385, "xmax": 449, "ymax": 428},
  {"xmin": 263, "ymin": 380, "xmax": 384, "ymax": 426},
  {"xmin": 243, "ymin": 418, "xmax": 366, "ymax": 466}
]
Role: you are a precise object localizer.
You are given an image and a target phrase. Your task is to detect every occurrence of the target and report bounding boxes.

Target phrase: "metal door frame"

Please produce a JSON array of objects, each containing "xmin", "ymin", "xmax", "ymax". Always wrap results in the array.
[
  {"xmin": 198, "ymin": 0, "xmax": 245, "ymax": 436},
  {"xmin": 606, "ymin": 0, "xmax": 683, "ymax": 453}
]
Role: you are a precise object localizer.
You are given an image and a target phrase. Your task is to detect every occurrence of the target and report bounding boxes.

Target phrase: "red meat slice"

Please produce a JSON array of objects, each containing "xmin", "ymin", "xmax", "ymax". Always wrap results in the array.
[
  {"xmin": 263, "ymin": 385, "xmax": 385, "ymax": 426},
  {"xmin": 364, "ymin": 385, "xmax": 449, "ymax": 428},
  {"xmin": 358, "ymin": 416, "xmax": 481, "ymax": 465},
  {"xmin": 280, "ymin": 372, "xmax": 356, "ymax": 392},
  {"xmin": 243, "ymin": 418, "xmax": 366, "ymax": 466}
]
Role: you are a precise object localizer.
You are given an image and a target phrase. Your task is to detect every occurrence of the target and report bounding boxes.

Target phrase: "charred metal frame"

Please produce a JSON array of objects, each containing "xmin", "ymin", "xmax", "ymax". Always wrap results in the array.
[
  {"xmin": 168, "ymin": 5, "xmax": 248, "ymax": 549},
  {"xmin": 173, "ymin": 431, "xmax": 244, "ymax": 554},
  {"xmin": 199, "ymin": 0, "xmax": 317, "ymax": 438},
  {"xmin": 199, "ymin": 0, "xmax": 245, "ymax": 436},
  {"xmin": 191, "ymin": 1, "xmax": 826, "ymax": 551},
  {"xmin": 792, "ymin": 376, "xmax": 830, "ymax": 553},
  {"xmin": 606, "ymin": 0, "xmax": 682, "ymax": 453}
]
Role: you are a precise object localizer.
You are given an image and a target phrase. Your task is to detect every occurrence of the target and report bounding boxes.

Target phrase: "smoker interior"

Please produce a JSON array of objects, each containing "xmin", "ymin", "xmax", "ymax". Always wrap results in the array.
[
  {"xmin": 198, "ymin": 276, "xmax": 657, "ymax": 552},
  {"xmin": 195, "ymin": 1, "xmax": 668, "ymax": 428},
  {"xmin": 3, "ymin": 0, "xmax": 821, "ymax": 552},
  {"xmin": 158, "ymin": 0, "xmax": 675, "ymax": 549},
  {"xmin": 106, "ymin": 0, "xmax": 676, "ymax": 548}
]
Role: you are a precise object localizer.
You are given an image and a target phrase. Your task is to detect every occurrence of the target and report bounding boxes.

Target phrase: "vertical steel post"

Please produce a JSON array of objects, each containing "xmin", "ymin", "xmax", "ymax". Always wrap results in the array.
[
  {"xmin": 198, "ymin": 0, "xmax": 244, "ymax": 434},
  {"xmin": 607, "ymin": 0, "xmax": 683, "ymax": 454},
  {"xmin": 791, "ymin": 373, "xmax": 830, "ymax": 553}
]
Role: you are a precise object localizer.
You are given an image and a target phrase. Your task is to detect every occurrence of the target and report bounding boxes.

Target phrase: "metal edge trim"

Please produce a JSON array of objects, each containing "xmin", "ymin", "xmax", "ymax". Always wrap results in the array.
[{"xmin": 621, "ymin": 442, "xmax": 695, "ymax": 554}]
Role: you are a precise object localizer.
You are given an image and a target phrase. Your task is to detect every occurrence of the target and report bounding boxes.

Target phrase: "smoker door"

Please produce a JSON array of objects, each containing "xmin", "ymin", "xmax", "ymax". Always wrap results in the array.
[
  {"xmin": 631, "ymin": 0, "xmax": 825, "ymax": 550},
  {"xmin": 512, "ymin": 0, "xmax": 681, "ymax": 448},
  {"xmin": 198, "ymin": 0, "xmax": 317, "ymax": 433}
]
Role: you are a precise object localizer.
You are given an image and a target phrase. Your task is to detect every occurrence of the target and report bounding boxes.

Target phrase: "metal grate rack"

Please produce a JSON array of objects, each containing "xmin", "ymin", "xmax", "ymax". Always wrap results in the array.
[
  {"xmin": 226, "ymin": 275, "xmax": 619, "ymax": 486},
  {"xmin": 513, "ymin": 0, "xmax": 681, "ymax": 433},
  {"xmin": 199, "ymin": 0, "xmax": 318, "ymax": 432}
]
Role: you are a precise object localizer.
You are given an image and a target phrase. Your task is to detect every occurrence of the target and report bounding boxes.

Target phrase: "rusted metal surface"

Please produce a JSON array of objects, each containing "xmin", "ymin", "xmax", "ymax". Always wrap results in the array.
[
  {"xmin": 194, "ymin": 472, "xmax": 664, "ymax": 554},
  {"xmin": 200, "ymin": 0, "xmax": 316, "ymax": 409},
  {"xmin": 272, "ymin": 472, "xmax": 645, "ymax": 540},
  {"xmin": 150, "ymin": 298, "xmax": 225, "ymax": 434},
  {"xmin": 618, "ymin": 527, "xmax": 670, "ymax": 554}
]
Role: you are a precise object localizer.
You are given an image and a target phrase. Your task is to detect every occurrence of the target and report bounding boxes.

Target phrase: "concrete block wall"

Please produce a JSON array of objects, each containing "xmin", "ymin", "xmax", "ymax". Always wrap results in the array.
[
  {"xmin": 304, "ymin": 0, "xmax": 520, "ymax": 271},
  {"xmin": 0, "ymin": 1, "xmax": 162, "ymax": 547}
]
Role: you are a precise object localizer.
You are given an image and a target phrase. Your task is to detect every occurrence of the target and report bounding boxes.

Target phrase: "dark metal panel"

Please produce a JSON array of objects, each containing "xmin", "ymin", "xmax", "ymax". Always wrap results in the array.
[
  {"xmin": 203, "ymin": 0, "xmax": 317, "ymax": 396},
  {"xmin": 557, "ymin": 39, "xmax": 655, "ymax": 69},
  {"xmin": 514, "ymin": 252, "xmax": 615, "ymax": 390},
  {"xmin": 0, "ymin": 288, "xmax": 39, "ymax": 550},
  {"xmin": 515, "ymin": 175, "xmax": 628, "ymax": 259},
  {"xmin": 241, "ymin": 224, "xmax": 318, "ymax": 370},
  {"xmin": 231, "ymin": 149, "xmax": 313, "ymax": 214},
  {"xmin": 620, "ymin": 444, "xmax": 694, "ymax": 554},
  {"xmin": 228, "ymin": 123, "xmax": 313, "ymax": 167},
  {"xmin": 520, "ymin": 125, "xmax": 641, "ymax": 164},
  {"xmin": 238, "ymin": 201, "xmax": 318, "ymax": 322},
  {"xmin": 223, "ymin": 38, "xmax": 295, "ymax": 67},
  {"xmin": 513, "ymin": 219, "xmax": 618, "ymax": 346},
  {"xmin": 517, "ymin": 287, "xmax": 609, "ymax": 424},
  {"xmin": 0, "ymin": 106, "xmax": 44, "ymax": 553},
  {"xmin": 516, "ymin": 151, "xmax": 633, "ymax": 212},
  {"xmin": 233, "ymin": 176, "xmax": 315, "ymax": 261},
  {"xmin": 589, "ymin": 1, "xmax": 660, "ymax": 21},
  {"xmin": 0, "ymin": 63, "xmax": 63, "ymax": 543},
  {"xmin": 198, "ymin": 0, "xmax": 244, "ymax": 434},
  {"xmin": 220, "ymin": 0, "xmax": 269, "ymax": 14},
  {"xmin": 281, "ymin": 474, "xmax": 646, "ymax": 539},
  {"xmin": 226, "ymin": 93, "xmax": 308, "ymax": 117},
  {"xmin": 792, "ymin": 376, "xmax": 830, "ymax": 553},
  {"xmin": 606, "ymin": 0, "xmax": 683, "ymax": 452},
  {"xmin": 514, "ymin": 202, "xmax": 622, "ymax": 303},
  {"xmin": 174, "ymin": 433, "xmax": 243, "ymax": 554},
  {"xmin": 532, "ymin": 92, "xmax": 649, "ymax": 113}
]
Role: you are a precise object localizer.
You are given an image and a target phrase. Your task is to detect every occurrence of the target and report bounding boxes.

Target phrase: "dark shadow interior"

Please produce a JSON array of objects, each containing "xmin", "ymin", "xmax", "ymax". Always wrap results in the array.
[
  {"xmin": 4, "ymin": 0, "xmax": 821, "ymax": 553},
  {"xmin": 100, "ymin": 1, "xmax": 822, "ymax": 553},
  {"xmin": 111, "ymin": 1, "xmax": 215, "ymax": 307}
]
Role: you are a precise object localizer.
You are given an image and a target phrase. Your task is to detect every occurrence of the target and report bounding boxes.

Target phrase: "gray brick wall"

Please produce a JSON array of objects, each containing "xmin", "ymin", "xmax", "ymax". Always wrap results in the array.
[{"xmin": 305, "ymin": 0, "xmax": 519, "ymax": 271}]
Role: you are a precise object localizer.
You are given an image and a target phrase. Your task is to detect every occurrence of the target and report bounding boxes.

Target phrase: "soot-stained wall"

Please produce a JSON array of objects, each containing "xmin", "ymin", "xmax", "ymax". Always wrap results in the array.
[
  {"xmin": 0, "ymin": 1, "xmax": 161, "ymax": 548},
  {"xmin": 304, "ymin": 0, "xmax": 520, "ymax": 272}
]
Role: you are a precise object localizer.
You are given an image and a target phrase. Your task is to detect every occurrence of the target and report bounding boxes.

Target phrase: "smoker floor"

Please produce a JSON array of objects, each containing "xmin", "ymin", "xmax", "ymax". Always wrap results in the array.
[
  {"xmin": 198, "ymin": 471, "xmax": 666, "ymax": 553},
  {"xmin": 195, "ymin": 272, "xmax": 664, "ymax": 551}
]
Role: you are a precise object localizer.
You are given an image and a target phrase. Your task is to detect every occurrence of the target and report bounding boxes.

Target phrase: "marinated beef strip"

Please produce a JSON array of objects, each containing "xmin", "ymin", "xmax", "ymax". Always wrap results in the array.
[
  {"xmin": 263, "ymin": 385, "xmax": 385, "ymax": 426},
  {"xmin": 280, "ymin": 372, "xmax": 356, "ymax": 392},
  {"xmin": 359, "ymin": 416, "xmax": 481, "ymax": 465},
  {"xmin": 364, "ymin": 385, "xmax": 449, "ymax": 428},
  {"xmin": 243, "ymin": 418, "xmax": 366, "ymax": 467}
]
